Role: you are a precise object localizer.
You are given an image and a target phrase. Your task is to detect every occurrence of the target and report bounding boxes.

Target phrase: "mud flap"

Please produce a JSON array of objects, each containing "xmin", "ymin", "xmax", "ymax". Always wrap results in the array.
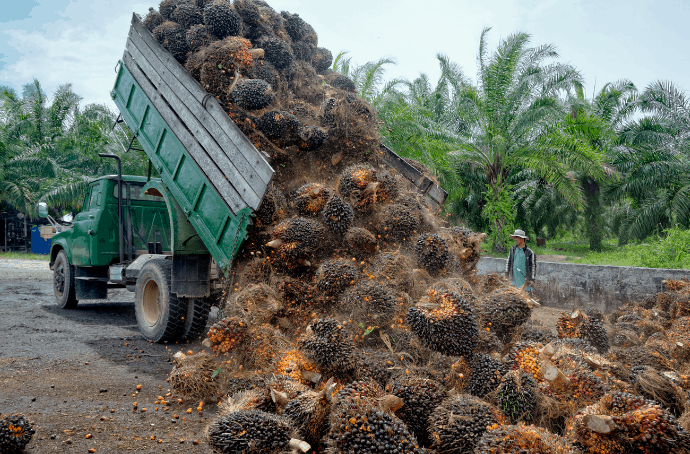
[
  {"xmin": 172, "ymin": 254, "xmax": 211, "ymax": 298},
  {"xmin": 75, "ymin": 267, "xmax": 108, "ymax": 300}
]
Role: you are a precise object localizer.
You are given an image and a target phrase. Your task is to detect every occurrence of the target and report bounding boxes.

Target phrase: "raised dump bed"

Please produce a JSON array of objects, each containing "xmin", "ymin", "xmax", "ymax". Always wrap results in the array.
[{"xmin": 110, "ymin": 14, "xmax": 274, "ymax": 272}]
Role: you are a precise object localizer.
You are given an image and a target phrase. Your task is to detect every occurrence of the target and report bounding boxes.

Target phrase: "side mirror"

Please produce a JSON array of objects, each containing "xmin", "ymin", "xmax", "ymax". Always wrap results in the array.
[{"xmin": 38, "ymin": 202, "xmax": 49, "ymax": 218}]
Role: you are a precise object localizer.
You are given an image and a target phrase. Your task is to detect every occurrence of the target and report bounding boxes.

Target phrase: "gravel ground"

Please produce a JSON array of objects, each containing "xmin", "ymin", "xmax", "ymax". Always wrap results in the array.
[{"xmin": 0, "ymin": 259, "xmax": 214, "ymax": 453}]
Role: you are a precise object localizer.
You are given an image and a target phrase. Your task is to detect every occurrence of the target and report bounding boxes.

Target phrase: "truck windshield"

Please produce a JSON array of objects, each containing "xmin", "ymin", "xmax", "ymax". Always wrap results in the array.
[{"xmin": 112, "ymin": 182, "xmax": 163, "ymax": 202}]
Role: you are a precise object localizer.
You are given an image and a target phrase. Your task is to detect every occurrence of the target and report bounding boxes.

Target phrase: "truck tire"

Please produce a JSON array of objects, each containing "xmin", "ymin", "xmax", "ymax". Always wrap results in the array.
[
  {"xmin": 54, "ymin": 250, "xmax": 78, "ymax": 309},
  {"xmin": 182, "ymin": 297, "xmax": 213, "ymax": 340},
  {"xmin": 134, "ymin": 260, "xmax": 186, "ymax": 342}
]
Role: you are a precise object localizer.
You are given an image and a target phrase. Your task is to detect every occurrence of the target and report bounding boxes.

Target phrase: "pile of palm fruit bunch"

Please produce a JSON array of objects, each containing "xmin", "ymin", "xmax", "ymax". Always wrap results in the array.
[
  {"xmin": 139, "ymin": 1, "xmax": 690, "ymax": 452},
  {"xmin": 0, "ymin": 413, "xmax": 35, "ymax": 453}
]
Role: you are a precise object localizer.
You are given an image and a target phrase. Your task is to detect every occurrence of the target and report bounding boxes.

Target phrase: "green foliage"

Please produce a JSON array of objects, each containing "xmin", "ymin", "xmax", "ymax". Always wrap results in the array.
[{"xmin": 483, "ymin": 183, "xmax": 515, "ymax": 252}]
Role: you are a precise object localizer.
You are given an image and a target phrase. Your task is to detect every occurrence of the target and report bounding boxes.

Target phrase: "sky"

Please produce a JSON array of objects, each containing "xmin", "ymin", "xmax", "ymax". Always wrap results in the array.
[{"xmin": 1, "ymin": 0, "xmax": 689, "ymax": 109}]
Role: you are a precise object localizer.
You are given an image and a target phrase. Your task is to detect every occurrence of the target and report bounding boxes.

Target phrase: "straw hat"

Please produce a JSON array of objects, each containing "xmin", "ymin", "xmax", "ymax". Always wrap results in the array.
[{"xmin": 509, "ymin": 229, "xmax": 529, "ymax": 240}]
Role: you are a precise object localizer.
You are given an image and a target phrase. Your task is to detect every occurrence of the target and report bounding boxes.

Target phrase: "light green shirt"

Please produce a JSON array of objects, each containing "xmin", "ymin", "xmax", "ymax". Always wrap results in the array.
[{"xmin": 511, "ymin": 247, "xmax": 533, "ymax": 292}]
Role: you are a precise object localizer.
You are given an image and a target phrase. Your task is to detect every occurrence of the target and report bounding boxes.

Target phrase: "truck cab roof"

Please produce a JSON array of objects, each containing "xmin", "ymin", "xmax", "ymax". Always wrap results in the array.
[{"xmin": 95, "ymin": 175, "xmax": 162, "ymax": 184}]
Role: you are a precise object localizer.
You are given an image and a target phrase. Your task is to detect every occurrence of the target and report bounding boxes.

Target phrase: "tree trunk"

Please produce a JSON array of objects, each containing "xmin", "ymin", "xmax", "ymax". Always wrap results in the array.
[{"xmin": 583, "ymin": 178, "xmax": 603, "ymax": 252}]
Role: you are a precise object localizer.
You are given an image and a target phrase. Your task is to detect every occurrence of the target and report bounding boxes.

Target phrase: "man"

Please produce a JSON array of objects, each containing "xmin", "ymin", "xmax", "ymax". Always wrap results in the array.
[{"xmin": 505, "ymin": 229, "xmax": 537, "ymax": 292}]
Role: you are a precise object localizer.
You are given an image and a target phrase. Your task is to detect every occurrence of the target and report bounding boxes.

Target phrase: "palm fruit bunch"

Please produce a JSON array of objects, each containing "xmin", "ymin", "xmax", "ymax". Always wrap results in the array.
[
  {"xmin": 207, "ymin": 317, "xmax": 247, "ymax": 354},
  {"xmin": 476, "ymin": 329, "xmax": 504, "ymax": 355},
  {"xmin": 312, "ymin": 47, "xmax": 333, "ymax": 73},
  {"xmin": 377, "ymin": 203, "xmax": 421, "ymax": 241},
  {"xmin": 506, "ymin": 342, "xmax": 544, "ymax": 382},
  {"xmin": 388, "ymin": 376, "xmax": 447, "ymax": 446},
  {"xmin": 322, "ymin": 195, "xmax": 354, "ymax": 235},
  {"xmin": 281, "ymin": 12, "xmax": 316, "ymax": 44},
  {"xmin": 345, "ymin": 227, "xmax": 378, "ymax": 258},
  {"xmin": 566, "ymin": 391, "xmax": 690, "ymax": 454},
  {"xmin": 296, "ymin": 125, "xmax": 328, "ymax": 150},
  {"xmin": 283, "ymin": 380, "xmax": 335, "ymax": 446},
  {"xmin": 340, "ymin": 280, "xmax": 397, "ymax": 326},
  {"xmin": 555, "ymin": 337, "xmax": 597, "ymax": 353},
  {"xmin": 359, "ymin": 349, "xmax": 401, "ymax": 387},
  {"xmin": 478, "ymin": 288, "xmax": 533, "ymax": 343},
  {"xmin": 515, "ymin": 323, "xmax": 558, "ymax": 344},
  {"xmin": 158, "ymin": 0, "xmax": 180, "ymax": 20},
  {"xmin": 171, "ymin": 2, "xmax": 203, "ymax": 28},
  {"xmin": 326, "ymin": 72, "xmax": 356, "ymax": 92},
  {"xmin": 578, "ymin": 317, "xmax": 610, "ymax": 354},
  {"xmin": 291, "ymin": 183, "xmax": 329, "ymax": 215},
  {"xmin": 466, "ymin": 353, "xmax": 507, "ymax": 398},
  {"xmin": 338, "ymin": 163, "xmax": 379, "ymax": 210},
  {"xmin": 207, "ymin": 409, "xmax": 309, "ymax": 454},
  {"xmin": 629, "ymin": 366, "xmax": 685, "ymax": 417},
  {"xmin": 429, "ymin": 395, "xmax": 506, "ymax": 453},
  {"xmin": 415, "ymin": 233, "xmax": 449, "ymax": 274},
  {"xmin": 475, "ymin": 424, "xmax": 577, "ymax": 454},
  {"xmin": 186, "ymin": 24, "xmax": 212, "ymax": 52},
  {"xmin": 254, "ymin": 186, "xmax": 285, "ymax": 226},
  {"xmin": 496, "ymin": 369, "xmax": 538, "ymax": 424},
  {"xmin": 261, "ymin": 37, "xmax": 294, "ymax": 69},
  {"xmin": 0, "ymin": 414, "xmax": 35, "ymax": 454},
  {"xmin": 429, "ymin": 277, "xmax": 478, "ymax": 304},
  {"xmin": 143, "ymin": 7, "xmax": 164, "ymax": 31},
  {"xmin": 556, "ymin": 312, "xmax": 580, "ymax": 339},
  {"xmin": 273, "ymin": 349, "xmax": 320, "ymax": 385},
  {"xmin": 267, "ymin": 217, "xmax": 323, "ymax": 265},
  {"xmin": 169, "ymin": 351, "xmax": 221, "ymax": 401},
  {"xmin": 541, "ymin": 369, "xmax": 606, "ymax": 412},
  {"xmin": 298, "ymin": 318, "xmax": 356, "ymax": 373},
  {"xmin": 202, "ymin": 0, "xmax": 241, "ymax": 39},
  {"xmin": 406, "ymin": 289, "xmax": 479, "ymax": 357},
  {"xmin": 153, "ymin": 21, "xmax": 188, "ymax": 62},
  {"xmin": 255, "ymin": 110, "xmax": 300, "ymax": 142},
  {"xmin": 231, "ymin": 79, "xmax": 273, "ymax": 110},
  {"xmin": 315, "ymin": 258, "xmax": 357, "ymax": 296}
]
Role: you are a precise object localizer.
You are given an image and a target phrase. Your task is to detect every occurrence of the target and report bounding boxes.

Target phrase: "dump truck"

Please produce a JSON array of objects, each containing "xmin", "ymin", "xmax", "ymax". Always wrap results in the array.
[{"xmin": 43, "ymin": 14, "xmax": 447, "ymax": 343}]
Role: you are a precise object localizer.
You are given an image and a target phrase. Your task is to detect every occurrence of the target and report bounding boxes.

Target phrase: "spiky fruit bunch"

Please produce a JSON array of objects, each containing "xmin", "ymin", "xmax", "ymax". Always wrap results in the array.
[
  {"xmin": 292, "ymin": 183, "xmax": 330, "ymax": 215},
  {"xmin": 496, "ymin": 370, "xmax": 538, "ymax": 424},
  {"xmin": 297, "ymin": 125, "xmax": 327, "ymax": 150},
  {"xmin": 172, "ymin": 2, "xmax": 203, "ymax": 28},
  {"xmin": 0, "ymin": 414, "xmax": 35, "ymax": 454},
  {"xmin": 187, "ymin": 37, "xmax": 254, "ymax": 98},
  {"xmin": 254, "ymin": 186, "xmax": 285, "ymax": 226},
  {"xmin": 579, "ymin": 318, "xmax": 610, "ymax": 354},
  {"xmin": 299, "ymin": 318, "xmax": 356, "ymax": 372},
  {"xmin": 542, "ymin": 369, "xmax": 606, "ymax": 411},
  {"xmin": 252, "ymin": 60, "xmax": 281, "ymax": 87},
  {"xmin": 143, "ymin": 7, "xmax": 164, "ymax": 31},
  {"xmin": 506, "ymin": 342, "xmax": 543, "ymax": 382},
  {"xmin": 312, "ymin": 47, "xmax": 333, "ymax": 73},
  {"xmin": 479, "ymin": 289, "xmax": 532, "ymax": 343},
  {"xmin": 334, "ymin": 378, "xmax": 385, "ymax": 404},
  {"xmin": 315, "ymin": 258, "xmax": 357, "ymax": 296},
  {"xmin": 340, "ymin": 281, "xmax": 396, "ymax": 324},
  {"xmin": 376, "ymin": 170, "xmax": 401, "ymax": 203},
  {"xmin": 515, "ymin": 324, "xmax": 558, "ymax": 344},
  {"xmin": 186, "ymin": 24, "xmax": 212, "ymax": 52},
  {"xmin": 554, "ymin": 337, "xmax": 597, "ymax": 353},
  {"xmin": 159, "ymin": 0, "xmax": 182, "ymax": 20},
  {"xmin": 406, "ymin": 289, "xmax": 479, "ymax": 357},
  {"xmin": 207, "ymin": 317, "xmax": 247, "ymax": 354},
  {"xmin": 359, "ymin": 349, "xmax": 399, "ymax": 387},
  {"xmin": 326, "ymin": 72, "xmax": 356, "ymax": 92},
  {"xmin": 388, "ymin": 376, "xmax": 447, "ymax": 446},
  {"xmin": 207, "ymin": 410, "xmax": 295, "ymax": 453},
  {"xmin": 169, "ymin": 352, "xmax": 221, "ymax": 401},
  {"xmin": 153, "ymin": 21, "xmax": 188, "ymax": 63},
  {"xmin": 629, "ymin": 366, "xmax": 685, "ymax": 416},
  {"xmin": 476, "ymin": 329, "xmax": 504, "ymax": 355},
  {"xmin": 284, "ymin": 382, "xmax": 335, "ymax": 443},
  {"xmin": 255, "ymin": 110, "xmax": 300, "ymax": 141},
  {"xmin": 281, "ymin": 11, "xmax": 316, "ymax": 43},
  {"xmin": 322, "ymin": 195, "xmax": 354, "ymax": 235},
  {"xmin": 566, "ymin": 391, "xmax": 690, "ymax": 454},
  {"xmin": 262, "ymin": 37, "xmax": 294, "ymax": 69},
  {"xmin": 466, "ymin": 353, "xmax": 507, "ymax": 398},
  {"xmin": 556, "ymin": 313, "xmax": 579, "ymax": 338},
  {"xmin": 429, "ymin": 395, "xmax": 505, "ymax": 453},
  {"xmin": 475, "ymin": 424, "xmax": 577, "ymax": 454},
  {"xmin": 203, "ymin": 0, "xmax": 241, "ymax": 39},
  {"xmin": 377, "ymin": 203, "xmax": 420, "ymax": 241},
  {"xmin": 233, "ymin": 0, "xmax": 260, "ymax": 26},
  {"xmin": 328, "ymin": 388, "xmax": 425, "ymax": 454},
  {"xmin": 338, "ymin": 163, "xmax": 377, "ymax": 206},
  {"xmin": 232, "ymin": 79, "xmax": 273, "ymax": 110},
  {"xmin": 345, "ymin": 227, "xmax": 378, "ymax": 258},
  {"xmin": 415, "ymin": 233, "xmax": 449, "ymax": 273},
  {"xmin": 270, "ymin": 217, "xmax": 323, "ymax": 258},
  {"xmin": 274, "ymin": 349, "xmax": 320, "ymax": 385}
]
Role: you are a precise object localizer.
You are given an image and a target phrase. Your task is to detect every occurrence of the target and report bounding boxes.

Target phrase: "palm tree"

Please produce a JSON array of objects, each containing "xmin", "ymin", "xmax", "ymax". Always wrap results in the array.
[{"xmin": 446, "ymin": 28, "xmax": 604, "ymax": 251}]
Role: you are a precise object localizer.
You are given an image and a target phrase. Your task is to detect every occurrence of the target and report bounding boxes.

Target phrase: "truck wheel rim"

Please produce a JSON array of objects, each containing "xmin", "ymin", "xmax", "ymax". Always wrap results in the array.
[
  {"xmin": 142, "ymin": 279, "xmax": 161, "ymax": 327},
  {"xmin": 55, "ymin": 263, "xmax": 65, "ymax": 295}
]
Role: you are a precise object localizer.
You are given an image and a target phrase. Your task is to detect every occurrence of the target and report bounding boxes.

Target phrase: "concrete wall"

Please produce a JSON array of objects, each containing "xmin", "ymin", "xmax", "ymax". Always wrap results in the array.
[{"xmin": 476, "ymin": 257, "xmax": 690, "ymax": 313}]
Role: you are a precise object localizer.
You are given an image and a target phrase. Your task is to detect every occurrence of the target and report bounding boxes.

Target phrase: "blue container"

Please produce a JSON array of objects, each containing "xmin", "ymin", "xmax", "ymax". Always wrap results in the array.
[{"xmin": 31, "ymin": 226, "xmax": 51, "ymax": 254}]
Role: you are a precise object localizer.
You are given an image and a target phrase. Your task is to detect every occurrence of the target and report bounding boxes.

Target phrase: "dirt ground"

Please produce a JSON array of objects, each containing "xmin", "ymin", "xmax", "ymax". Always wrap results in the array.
[{"xmin": 0, "ymin": 258, "xmax": 565, "ymax": 453}]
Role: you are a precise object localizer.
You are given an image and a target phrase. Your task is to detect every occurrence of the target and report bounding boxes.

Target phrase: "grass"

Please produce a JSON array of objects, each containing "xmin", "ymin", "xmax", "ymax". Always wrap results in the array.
[
  {"xmin": 484, "ymin": 228, "xmax": 690, "ymax": 269},
  {"xmin": 0, "ymin": 251, "xmax": 50, "ymax": 261}
]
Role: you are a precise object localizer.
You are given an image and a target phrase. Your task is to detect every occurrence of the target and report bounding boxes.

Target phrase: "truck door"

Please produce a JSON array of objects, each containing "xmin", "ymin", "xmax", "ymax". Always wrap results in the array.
[{"xmin": 71, "ymin": 182, "xmax": 102, "ymax": 266}]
